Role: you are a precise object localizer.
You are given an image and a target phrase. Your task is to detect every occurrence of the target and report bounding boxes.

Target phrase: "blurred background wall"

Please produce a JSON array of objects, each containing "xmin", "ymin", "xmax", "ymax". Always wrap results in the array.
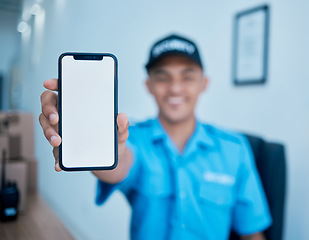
[
  {"xmin": 1, "ymin": 0, "xmax": 309, "ymax": 239},
  {"xmin": 0, "ymin": 5, "xmax": 19, "ymax": 110}
]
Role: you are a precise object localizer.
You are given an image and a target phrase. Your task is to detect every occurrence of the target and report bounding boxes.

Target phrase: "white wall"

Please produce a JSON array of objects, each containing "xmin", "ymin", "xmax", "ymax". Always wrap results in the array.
[{"xmin": 16, "ymin": 0, "xmax": 309, "ymax": 239}]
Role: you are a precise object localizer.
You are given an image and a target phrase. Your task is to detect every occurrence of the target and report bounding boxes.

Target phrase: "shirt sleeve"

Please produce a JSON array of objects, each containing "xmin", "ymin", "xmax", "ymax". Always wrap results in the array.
[
  {"xmin": 95, "ymin": 137, "xmax": 140, "ymax": 205},
  {"xmin": 232, "ymin": 135, "xmax": 272, "ymax": 235}
]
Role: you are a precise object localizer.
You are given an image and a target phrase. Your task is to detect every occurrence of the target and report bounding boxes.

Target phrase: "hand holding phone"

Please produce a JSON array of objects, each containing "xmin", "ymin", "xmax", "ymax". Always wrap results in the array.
[
  {"xmin": 39, "ymin": 53, "xmax": 127, "ymax": 173},
  {"xmin": 39, "ymin": 77, "xmax": 131, "ymax": 180}
]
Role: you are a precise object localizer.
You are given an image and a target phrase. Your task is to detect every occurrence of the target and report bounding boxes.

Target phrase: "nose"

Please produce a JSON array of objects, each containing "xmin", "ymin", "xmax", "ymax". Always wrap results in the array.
[{"xmin": 169, "ymin": 81, "xmax": 183, "ymax": 94}]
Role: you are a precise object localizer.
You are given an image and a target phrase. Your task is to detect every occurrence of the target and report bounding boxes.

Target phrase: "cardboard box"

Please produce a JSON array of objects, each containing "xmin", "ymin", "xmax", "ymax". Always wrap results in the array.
[
  {"xmin": 0, "ymin": 134, "xmax": 22, "ymax": 160},
  {"xmin": 0, "ymin": 112, "xmax": 35, "ymax": 160},
  {"xmin": 7, "ymin": 112, "xmax": 35, "ymax": 159},
  {"xmin": 0, "ymin": 161, "xmax": 28, "ymax": 212},
  {"xmin": 0, "ymin": 135, "xmax": 9, "ymax": 159},
  {"xmin": 26, "ymin": 157, "xmax": 38, "ymax": 194},
  {"xmin": 8, "ymin": 134, "xmax": 22, "ymax": 160}
]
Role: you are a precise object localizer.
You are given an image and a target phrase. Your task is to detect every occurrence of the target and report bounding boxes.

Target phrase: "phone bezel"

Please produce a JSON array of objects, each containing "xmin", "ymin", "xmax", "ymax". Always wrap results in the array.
[{"xmin": 58, "ymin": 52, "xmax": 118, "ymax": 171}]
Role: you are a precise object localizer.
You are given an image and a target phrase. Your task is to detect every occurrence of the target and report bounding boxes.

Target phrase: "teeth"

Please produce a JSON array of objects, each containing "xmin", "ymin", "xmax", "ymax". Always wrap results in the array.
[{"xmin": 167, "ymin": 97, "xmax": 185, "ymax": 105}]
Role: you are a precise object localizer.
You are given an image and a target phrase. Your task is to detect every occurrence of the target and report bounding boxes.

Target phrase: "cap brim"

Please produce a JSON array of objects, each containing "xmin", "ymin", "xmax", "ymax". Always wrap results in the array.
[{"xmin": 145, "ymin": 51, "xmax": 202, "ymax": 71}]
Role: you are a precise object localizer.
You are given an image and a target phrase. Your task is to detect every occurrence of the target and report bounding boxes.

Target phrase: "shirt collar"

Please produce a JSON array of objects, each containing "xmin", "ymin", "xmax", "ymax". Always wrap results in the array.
[
  {"xmin": 193, "ymin": 120, "xmax": 216, "ymax": 149},
  {"xmin": 151, "ymin": 118, "xmax": 167, "ymax": 141},
  {"xmin": 151, "ymin": 118, "xmax": 216, "ymax": 149}
]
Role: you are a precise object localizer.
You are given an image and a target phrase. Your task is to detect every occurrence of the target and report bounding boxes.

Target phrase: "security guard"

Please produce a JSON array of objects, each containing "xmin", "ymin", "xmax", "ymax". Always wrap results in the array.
[{"xmin": 39, "ymin": 34, "xmax": 271, "ymax": 240}]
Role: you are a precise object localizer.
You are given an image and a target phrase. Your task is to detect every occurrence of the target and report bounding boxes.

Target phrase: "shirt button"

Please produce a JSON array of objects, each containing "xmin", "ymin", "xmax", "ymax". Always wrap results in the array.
[{"xmin": 180, "ymin": 191, "xmax": 187, "ymax": 199}]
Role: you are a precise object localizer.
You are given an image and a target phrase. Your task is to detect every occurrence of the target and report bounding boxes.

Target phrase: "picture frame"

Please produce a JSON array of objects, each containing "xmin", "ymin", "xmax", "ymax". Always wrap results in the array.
[{"xmin": 232, "ymin": 5, "xmax": 270, "ymax": 85}]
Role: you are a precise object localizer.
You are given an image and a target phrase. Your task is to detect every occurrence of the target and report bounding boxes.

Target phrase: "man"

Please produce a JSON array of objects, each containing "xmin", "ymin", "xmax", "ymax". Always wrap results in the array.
[{"xmin": 39, "ymin": 34, "xmax": 271, "ymax": 240}]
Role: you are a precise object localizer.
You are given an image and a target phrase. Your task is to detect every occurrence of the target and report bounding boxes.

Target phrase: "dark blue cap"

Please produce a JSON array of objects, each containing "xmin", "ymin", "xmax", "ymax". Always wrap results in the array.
[{"xmin": 145, "ymin": 34, "xmax": 203, "ymax": 71}]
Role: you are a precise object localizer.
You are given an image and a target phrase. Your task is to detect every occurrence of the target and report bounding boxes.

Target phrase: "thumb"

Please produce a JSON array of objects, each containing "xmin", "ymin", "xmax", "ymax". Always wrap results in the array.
[{"xmin": 117, "ymin": 113, "xmax": 129, "ymax": 144}]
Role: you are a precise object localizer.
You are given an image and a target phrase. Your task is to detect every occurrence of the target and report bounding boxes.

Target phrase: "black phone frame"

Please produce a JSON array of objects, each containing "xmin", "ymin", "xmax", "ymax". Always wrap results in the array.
[{"xmin": 58, "ymin": 52, "xmax": 118, "ymax": 171}]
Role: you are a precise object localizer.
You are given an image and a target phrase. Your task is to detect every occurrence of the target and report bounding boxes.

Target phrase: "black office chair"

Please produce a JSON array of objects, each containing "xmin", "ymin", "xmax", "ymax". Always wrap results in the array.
[{"xmin": 229, "ymin": 134, "xmax": 286, "ymax": 240}]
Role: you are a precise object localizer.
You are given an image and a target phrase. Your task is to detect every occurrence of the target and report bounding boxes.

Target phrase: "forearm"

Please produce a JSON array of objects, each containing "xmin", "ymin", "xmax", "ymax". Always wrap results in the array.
[
  {"xmin": 241, "ymin": 232, "xmax": 266, "ymax": 240},
  {"xmin": 92, "ymin": 146, "xmax": 133, "ymax": 184}
]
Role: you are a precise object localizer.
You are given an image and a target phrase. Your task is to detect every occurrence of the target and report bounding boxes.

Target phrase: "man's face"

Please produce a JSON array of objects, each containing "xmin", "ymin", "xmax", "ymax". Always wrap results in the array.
[{"xmin": 146, "ymin": 55, "xmax": 208, "ymax": 124}]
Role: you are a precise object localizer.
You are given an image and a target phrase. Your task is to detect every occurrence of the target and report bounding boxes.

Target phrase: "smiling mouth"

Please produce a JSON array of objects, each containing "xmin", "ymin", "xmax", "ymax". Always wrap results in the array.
[{"xmin": 166, "ymin": 96, "xmax": 186, "ymax": 105}]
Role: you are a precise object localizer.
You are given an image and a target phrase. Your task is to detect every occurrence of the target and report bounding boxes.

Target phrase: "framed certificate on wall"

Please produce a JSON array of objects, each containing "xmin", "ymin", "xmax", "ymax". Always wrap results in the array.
[{"xmin": 232, "ymin": 5, "xmax": 270, "ymax": 85}]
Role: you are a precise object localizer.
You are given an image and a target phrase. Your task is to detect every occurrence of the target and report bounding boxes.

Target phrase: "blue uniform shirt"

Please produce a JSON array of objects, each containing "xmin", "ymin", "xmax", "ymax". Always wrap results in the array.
[{"xmin": 96, "ymin": 118, "xmax": 272, "ymax": 240}]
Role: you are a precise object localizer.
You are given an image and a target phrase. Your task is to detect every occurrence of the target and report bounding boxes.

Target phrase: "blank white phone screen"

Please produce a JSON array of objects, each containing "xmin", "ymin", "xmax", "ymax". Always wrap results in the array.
[{"xmin": 61, "ymin": 55, "xmax": 115, "ymax": 168}]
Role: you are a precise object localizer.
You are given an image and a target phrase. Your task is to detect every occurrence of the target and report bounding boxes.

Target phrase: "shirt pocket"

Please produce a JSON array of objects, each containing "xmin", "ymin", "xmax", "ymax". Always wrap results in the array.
[{"xmin": 199, "ymin": 181, "xmax": 234, "ymax": 208}]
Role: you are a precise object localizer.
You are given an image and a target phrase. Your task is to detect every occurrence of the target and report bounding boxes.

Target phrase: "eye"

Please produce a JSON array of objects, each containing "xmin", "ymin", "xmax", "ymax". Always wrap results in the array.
[
  {"xmin": 153, "ymin": 76, "xmax": 169, "ymax": 83},
  {"xmin": 183, "ymin": 75, "xmax": 193, "ymax": 81}
]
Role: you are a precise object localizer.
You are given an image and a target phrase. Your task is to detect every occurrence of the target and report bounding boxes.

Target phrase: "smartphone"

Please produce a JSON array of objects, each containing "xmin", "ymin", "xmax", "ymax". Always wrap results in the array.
[{"xmin": 58, "ymin": 52, "xmax": 118, "ymax": 171}]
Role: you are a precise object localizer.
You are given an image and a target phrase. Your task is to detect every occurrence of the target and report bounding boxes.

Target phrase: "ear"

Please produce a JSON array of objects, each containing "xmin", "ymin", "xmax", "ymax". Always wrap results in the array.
[
  {"xmin": 200, "ymin": 76, "xmax": 209, "ymax": 93},
  {"xmin": 145, "ymin": 78, "xmax": 153, "ymax": 95}
]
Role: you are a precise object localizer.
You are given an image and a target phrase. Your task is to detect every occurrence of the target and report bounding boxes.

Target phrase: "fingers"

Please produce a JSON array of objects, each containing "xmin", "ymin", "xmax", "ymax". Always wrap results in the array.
[
  {"xmin": 117, "ymin": 113, "xmax": 129, "ymax": 130},
  {"xmin": 43, "ymin": 78, "xmax": 58, "ymax": 91},
  {"xmin": 39, "ymin": 112, "xmax": 62, "ymax": 172},
  {"xmin": 42, "ymin": 78, "xmax": 61, "ymax": 172},
  {"xmin": 117, "ymin": 113, "xmax": 129, "ymax": 144},
  {"xmin": 39, "ymin": 113, "xmax": 62, "ymax": 147},
  {"xmin": 53, "ymin": 147, "xmax": 62, "ymax": 172},
  {"xmin": 55, "ymin": 163, "xmax": 62, "ymax": 172},
  {"xmin": 41, "ymin": 90, "xmax": 58, "ymax": 125}
]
